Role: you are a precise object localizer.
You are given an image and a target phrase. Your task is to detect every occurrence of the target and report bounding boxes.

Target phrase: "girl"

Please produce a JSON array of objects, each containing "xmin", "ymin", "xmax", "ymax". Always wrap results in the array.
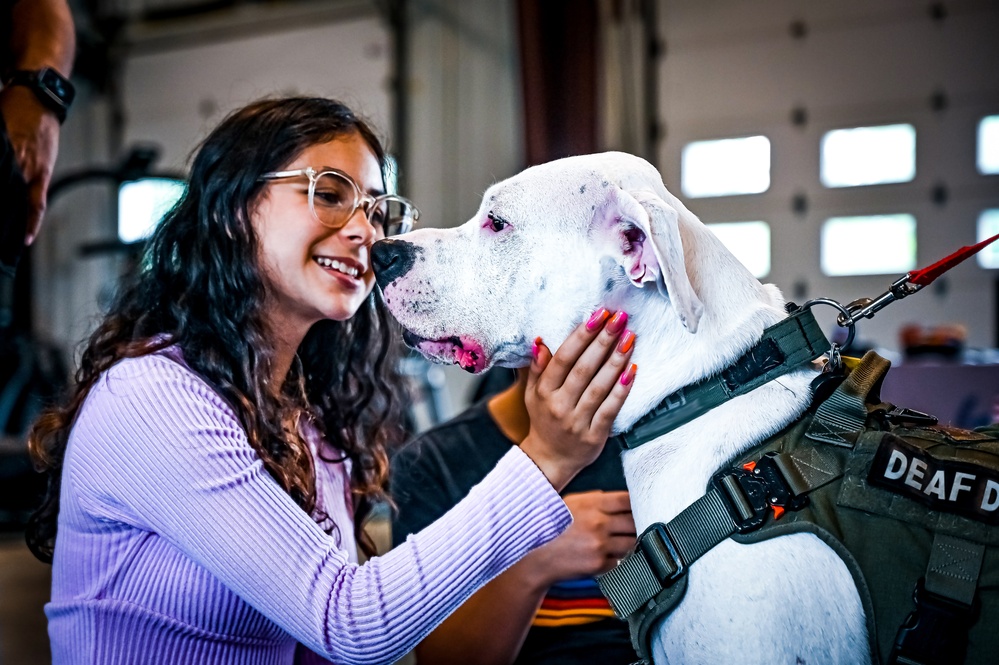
[{"xmin": 27, "ymin": 97, "xmax": 636, "ymax": 664}]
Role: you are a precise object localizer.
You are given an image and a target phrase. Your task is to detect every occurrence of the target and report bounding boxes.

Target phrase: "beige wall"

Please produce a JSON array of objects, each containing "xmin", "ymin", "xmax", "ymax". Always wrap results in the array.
[
  {"xmin": 34, "ymin": 0, "xmax": 999, "ymax": 411},
  {"xmin": 37, "ymin": 0, "xmax": 526, "ymax": 417},
  {"xmin": 657, "ymin": 0, "xmax": 999, "ymax": 352}
]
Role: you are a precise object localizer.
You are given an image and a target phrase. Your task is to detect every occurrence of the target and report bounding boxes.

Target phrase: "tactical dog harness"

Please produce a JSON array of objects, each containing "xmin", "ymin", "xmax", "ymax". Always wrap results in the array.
[{"xmin": 599, "ymin": 341, "xmax": 999, "ymax": 664}]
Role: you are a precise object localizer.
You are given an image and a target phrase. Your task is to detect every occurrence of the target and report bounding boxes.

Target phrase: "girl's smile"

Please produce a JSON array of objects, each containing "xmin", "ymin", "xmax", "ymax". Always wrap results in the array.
[
  {"xmin": 313, "ymin": 255, "xmax": 364, "ymax": 280},
  {"xmin": 253, "ymin": 130, "xmax": 385, "ymax": 342}
]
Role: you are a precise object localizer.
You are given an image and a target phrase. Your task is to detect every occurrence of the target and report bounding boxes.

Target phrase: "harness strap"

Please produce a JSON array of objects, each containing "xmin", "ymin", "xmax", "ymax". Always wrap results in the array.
[
  {"xmin": 925, "ymin": 533, "xmax": 985, "ymax": 606},
  {"xmin": 601, "ymin": 352, "xmax": 893, "ymax": 662},
  {"xmin": 615, "ymin": 307, "xmax": 829, "ymax": 450},
  {"xmin": 598, "ymin": 489, "xmax": 737, "ymax": 618},
  {"xmin": 889, "ymin": 533, "xmax": 985, "ymax": 665},
  {"xmin": 599, "ymin": 448, "xmax": 821, "ymax": 662},
  {"xmin": 806, "ymin": 351, "xmax": 891, "ymax": 447},
  {"xmin": 773, "ymin": 446, "xmax": 843, "ymax": 496}
]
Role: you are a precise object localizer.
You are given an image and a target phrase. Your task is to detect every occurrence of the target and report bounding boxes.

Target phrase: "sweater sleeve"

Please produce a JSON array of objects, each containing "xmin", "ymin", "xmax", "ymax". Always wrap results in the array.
[{"xmin": 67, "ymin": 355, "xmax": 571, "ymax": 665}]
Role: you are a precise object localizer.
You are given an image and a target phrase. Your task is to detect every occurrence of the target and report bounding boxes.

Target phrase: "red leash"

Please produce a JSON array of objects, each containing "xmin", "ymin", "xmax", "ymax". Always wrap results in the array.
[
  {"xmin": 908, "ymin": 232, "xmax": 999, "ymax": 286},
  {"xmin": 838, "ymin": 232, "xmax": 999, "ymax": 328}
]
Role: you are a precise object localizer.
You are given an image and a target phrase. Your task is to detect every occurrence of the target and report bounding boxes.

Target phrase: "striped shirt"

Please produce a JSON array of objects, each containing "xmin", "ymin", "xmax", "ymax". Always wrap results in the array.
[{"xmin": 533, "ymin": 578, "xmax": 616, "ymax": 627}]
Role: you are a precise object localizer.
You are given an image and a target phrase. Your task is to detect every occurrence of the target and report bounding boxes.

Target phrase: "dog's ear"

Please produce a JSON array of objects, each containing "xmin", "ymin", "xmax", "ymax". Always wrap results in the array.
[{"xmin": 594, "ymin": 187, "xmax": 704, "ymax": 333}]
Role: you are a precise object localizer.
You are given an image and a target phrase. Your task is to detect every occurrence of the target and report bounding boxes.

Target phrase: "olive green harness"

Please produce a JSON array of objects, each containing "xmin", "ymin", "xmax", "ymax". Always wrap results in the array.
[{"xmin": 598, "ymin": 351, "xmax": 999, "ymax": 665}]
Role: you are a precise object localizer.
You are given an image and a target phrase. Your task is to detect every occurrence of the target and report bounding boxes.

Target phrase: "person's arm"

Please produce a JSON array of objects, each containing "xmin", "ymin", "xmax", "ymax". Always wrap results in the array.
[
  {"xmin": 75, "ymin": 318, "xmax": 634, "ymax": 665},
  {"xmin": 75, "ymin": 356, "xmax": 571, "ymax": 665},
  {"xmin": 413, "ymin": 491, "xmax": 635, "ymax": 665},
  {"xmin": 1, "ymin": 0, "xmax": 75, "ymax": 244}
]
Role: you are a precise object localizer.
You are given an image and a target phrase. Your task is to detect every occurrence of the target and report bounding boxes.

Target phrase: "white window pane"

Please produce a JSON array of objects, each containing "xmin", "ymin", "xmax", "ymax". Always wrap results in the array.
[
  {"xmin": 820, "ymin": 124, "xmax": 916, "ymax": 188},
  {"xmin": 706, "ymin": 221, "xmax": 770, "ymax": 278},
  {"xmin": 978, "ymin": 116, "xmax": 999, "ymax": 175},
  {"xmin": 821, "ymin": 214, "xmax": 916, "ymax": 276},
  {"xmin": 118, "ymin": 178, "xmax": 186, "ymax": 243},
  {"xmin": 681, "ymin": 135, "xmax": 771, "ymax": 198},
  {"xmin": 977, "ymin": 209, "xmax": 999, "ymax": 268}
]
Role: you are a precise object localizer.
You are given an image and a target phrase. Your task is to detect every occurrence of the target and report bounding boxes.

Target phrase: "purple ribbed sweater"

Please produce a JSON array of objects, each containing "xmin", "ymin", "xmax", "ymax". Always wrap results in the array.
[{"xmin": 47, "ymin": 349, "xmax": 571, "ymax": 664}]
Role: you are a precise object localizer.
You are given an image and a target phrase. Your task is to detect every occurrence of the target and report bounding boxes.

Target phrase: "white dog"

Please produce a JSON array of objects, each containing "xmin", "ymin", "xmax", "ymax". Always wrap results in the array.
[{"xmin": 372, "ymin": 152, "xmax": 869, "ymax": 664}]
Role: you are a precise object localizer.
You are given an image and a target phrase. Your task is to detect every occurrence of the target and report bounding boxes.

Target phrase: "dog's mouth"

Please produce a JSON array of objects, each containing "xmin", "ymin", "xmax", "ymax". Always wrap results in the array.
[{"xmin": 402, "ymin": 330, "xmax": 488, "ymax": 374}]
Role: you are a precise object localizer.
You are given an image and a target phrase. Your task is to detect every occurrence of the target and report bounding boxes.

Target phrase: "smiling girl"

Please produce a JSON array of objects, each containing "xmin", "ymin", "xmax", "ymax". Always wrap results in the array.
[{"xmin": 25, "ymin": 97, "xmax": 636, "ymax": 664}]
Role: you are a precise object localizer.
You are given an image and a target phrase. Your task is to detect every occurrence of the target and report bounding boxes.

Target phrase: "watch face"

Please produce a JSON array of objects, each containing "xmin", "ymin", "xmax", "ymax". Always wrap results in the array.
[{"xmin": 39, "ymin": 68, "xmax": 75, "ymax": 105}]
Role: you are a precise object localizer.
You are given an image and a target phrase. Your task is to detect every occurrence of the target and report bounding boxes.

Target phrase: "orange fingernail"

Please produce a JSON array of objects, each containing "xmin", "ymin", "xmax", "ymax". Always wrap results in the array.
[
  {"xmin": 532, "ymin": 336, "xmax": 543, "ymax": 359},
  {"xmin": 607, "ymin": 311, "xmax": 628, "ymax": 334},
  {"xmin": 586, "ymin": 308, "xmax": 610, "ymax": 331},
  {"xmin": 620, "ymin": 363, "xmax": 638, "ymax": 386},
  {"xmin": 617, "ymin": 330, "xmax": 635, "ymax": 354}
]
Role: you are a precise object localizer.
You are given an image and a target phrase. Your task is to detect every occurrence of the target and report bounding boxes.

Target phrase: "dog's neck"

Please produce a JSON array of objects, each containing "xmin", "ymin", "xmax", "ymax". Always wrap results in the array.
[
  {"xmin": 604, "ymin": 223, "xmax": 793, "ymax": 429},
  {"xmin": 620, "ymin": 368, "xmax": 815, "ymax": 531},
  {"xmin": 605, "ymin": 223, "xmax": 820, "ymax": 531}
]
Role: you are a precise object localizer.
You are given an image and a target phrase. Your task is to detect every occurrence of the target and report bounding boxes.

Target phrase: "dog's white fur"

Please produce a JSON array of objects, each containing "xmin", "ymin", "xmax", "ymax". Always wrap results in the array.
[{"xmin": 377, "ymin": 152, "xmax": 869, "ymax": 664}]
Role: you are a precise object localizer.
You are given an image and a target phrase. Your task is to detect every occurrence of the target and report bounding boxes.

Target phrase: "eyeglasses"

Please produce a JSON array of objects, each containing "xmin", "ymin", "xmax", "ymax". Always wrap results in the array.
[{"xmin": 259, "ymin": 166, "xmax": 420, "ymax": 236}]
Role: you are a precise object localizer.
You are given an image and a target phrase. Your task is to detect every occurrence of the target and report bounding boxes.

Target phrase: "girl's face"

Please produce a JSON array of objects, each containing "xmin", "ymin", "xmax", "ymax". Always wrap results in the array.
[{"xmin": 252, "ymin": 131, "xmax": 385, "ymax": 339}]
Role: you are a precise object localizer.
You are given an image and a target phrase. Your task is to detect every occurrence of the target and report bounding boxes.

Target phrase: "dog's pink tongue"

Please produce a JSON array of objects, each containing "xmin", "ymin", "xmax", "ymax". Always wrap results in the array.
[
  {"xmin": 455, "ymin": 348, "xmax": 478, "ymax": 371},
  {"xmin": 416, "ymin": 337, "xmax": 486, "ymax": 373}
]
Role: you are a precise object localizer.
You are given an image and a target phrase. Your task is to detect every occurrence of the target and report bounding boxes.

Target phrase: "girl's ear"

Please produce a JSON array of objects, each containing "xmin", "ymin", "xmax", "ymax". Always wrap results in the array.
[{"xmin": 592, "ymin": 187, "xmax": 704, "ymax": 333}]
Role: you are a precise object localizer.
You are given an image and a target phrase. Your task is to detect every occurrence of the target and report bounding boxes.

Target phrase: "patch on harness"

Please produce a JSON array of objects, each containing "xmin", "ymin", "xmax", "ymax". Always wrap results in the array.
[{"xmin": 868, "ymin": 434, "xmax": 999, "ymax": 524}]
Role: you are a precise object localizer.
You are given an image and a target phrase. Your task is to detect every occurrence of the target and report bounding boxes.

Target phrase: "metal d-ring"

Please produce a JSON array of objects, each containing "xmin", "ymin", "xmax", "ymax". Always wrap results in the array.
[{"xmin": 800, "ymin": 297, "xmax": 857, "ymax": 353}]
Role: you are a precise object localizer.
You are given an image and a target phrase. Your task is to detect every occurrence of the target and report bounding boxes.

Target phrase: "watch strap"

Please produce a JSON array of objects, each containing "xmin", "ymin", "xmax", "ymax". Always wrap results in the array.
[{"xmin": 3, "ymin": 68, "xmax": 75, "ymax": 123}]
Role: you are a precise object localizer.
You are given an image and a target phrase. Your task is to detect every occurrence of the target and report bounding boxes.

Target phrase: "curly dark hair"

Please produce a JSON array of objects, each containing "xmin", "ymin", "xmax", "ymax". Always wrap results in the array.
[{"xmin": 26, "ymin": 97, "xmax": 407, "ymax": 563}]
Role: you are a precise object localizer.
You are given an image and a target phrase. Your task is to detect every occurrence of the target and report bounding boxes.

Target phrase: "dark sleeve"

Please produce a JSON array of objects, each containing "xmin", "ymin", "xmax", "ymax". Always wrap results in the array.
[
  {"xmin": 391, "ymin": 432, "xmax": 456, "ymax": 547},
  {"xmin": 390, "ymin": 412, "xmax": 508, "ymax": 548}
]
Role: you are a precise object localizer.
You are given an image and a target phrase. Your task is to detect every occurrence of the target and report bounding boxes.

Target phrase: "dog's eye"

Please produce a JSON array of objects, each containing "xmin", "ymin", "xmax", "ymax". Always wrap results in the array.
[{"xmin": 486, "ymin": 212, "xmax": 510, "ymax": 233}]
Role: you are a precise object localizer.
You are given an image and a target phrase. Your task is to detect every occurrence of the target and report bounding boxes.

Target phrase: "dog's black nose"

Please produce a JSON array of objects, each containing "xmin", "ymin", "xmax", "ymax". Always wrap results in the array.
[{"xmin": 372, "ymin": 238, "xmax": 419, "ymax": 288}]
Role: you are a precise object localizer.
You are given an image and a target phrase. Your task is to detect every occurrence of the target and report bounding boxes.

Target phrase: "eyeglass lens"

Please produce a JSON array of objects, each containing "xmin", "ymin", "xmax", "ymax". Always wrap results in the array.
[{"xmin": 312, "ymin": 172, "xmax": 415, "ymax": 236}]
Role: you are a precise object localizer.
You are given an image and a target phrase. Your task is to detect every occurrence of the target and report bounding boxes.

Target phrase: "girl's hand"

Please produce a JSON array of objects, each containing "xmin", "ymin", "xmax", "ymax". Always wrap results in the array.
[{"xmin": 519, "ymin": 309, "xmax": 637, "ymax": 491}]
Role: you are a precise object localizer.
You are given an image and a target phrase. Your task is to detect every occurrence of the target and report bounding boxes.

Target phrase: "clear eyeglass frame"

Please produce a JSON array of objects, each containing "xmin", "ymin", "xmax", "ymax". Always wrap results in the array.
[{"xmin": 259, "ymin": 166, "xmax": 420, "ymax": 236}]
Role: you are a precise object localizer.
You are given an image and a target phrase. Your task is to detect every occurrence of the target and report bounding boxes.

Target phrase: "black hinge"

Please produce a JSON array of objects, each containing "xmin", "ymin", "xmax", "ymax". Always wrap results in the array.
[{"xmin": 886, "ymin": 406, "xmax": 939, "ymax": 426}]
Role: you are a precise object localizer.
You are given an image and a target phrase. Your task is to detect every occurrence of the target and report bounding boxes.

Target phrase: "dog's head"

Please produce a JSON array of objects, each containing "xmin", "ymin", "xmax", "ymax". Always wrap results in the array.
[{"xmin": 373, "ymin": 152, "xmax": 772, "ymax": 384}]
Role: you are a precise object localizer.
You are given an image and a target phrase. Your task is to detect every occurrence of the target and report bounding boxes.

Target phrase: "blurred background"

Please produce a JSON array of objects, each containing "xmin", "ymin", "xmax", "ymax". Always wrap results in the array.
[{"xmin": 2, "ymin": 0, "xmax": 998, "ymax": 662}]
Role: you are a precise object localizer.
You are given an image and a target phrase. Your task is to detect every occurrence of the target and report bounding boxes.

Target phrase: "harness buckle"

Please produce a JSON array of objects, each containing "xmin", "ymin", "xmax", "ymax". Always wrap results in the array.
[
  {"xmin": 711, "ymin": 466, "xmax": 771, "ymax": 533},
  {"xmin": 754, "ymin": 452, "xmax": 810, "ymax": 513},
  {"xmin": 638, "ymin": 523, "xmax": 686, "ymax": 584},
  {"xmin": 713, "ymin": 452, "xmax": 809, "ymax": 533}
]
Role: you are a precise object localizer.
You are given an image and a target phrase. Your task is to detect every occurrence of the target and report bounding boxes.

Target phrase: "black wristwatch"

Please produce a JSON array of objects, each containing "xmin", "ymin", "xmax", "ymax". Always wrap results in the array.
[{"xmin": 3, "ymin": 67, "xmax": 75, "ymax": 123}]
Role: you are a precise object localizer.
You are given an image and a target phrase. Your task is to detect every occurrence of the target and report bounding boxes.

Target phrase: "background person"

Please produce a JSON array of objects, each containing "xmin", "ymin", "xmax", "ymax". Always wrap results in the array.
[
  {"xmin": 25, "ymin": 96, "xmax": 637, "ymax": 664},
  {"xmin": 392, "ymin": 339, "xmax": 639, "ymax": 664},
  {"xmin": 1, "ymin": 0, "xmax": 76, "ymax": 274}
]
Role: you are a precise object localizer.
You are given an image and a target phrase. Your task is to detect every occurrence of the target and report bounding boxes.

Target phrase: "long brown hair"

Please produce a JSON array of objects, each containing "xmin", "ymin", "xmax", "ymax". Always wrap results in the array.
[{"xmin": 26, "ymin": 97, "xmax": 406, "ymax": 562}]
